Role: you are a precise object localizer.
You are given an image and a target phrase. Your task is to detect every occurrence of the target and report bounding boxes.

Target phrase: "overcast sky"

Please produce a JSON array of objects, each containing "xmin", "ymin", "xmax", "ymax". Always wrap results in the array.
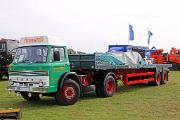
[{"xmin": 0, "ymin": 0, "xmax": 180, "ymax": 52}]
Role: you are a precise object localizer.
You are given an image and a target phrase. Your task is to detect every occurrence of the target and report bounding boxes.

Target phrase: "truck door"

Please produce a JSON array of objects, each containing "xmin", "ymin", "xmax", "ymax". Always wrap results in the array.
[{"xmin": 49, "ymin": 47, "xmax": 70, "ymax": 92}]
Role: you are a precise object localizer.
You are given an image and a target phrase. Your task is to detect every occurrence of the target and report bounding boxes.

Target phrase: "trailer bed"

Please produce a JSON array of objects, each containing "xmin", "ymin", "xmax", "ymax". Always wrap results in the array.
[{"xmin": 68, "ymin": 53, "xmax": 172, "ymax": 71}]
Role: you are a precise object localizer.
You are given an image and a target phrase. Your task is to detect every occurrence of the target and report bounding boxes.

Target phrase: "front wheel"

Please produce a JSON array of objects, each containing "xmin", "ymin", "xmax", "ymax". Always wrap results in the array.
[{"xmin": 55, "ymin": 79, "xmax": 80, "ymax": 105}]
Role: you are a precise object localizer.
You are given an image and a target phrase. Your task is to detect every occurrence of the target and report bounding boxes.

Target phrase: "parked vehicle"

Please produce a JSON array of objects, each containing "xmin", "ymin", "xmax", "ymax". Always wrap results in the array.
[
  {"xmin": 149, "ymin": 47, "xmax": 180, "ymax": 70},
  {"xmin": 8, "ymin": 36, "xmax": 171, "ymax": 105},
  {"xmin": 168, "ymin": 47, "xmax": 180, "ymax": 70},
  {"xmin": 0, "ymin": 38, "xmax": 18, "ymax": 79}
]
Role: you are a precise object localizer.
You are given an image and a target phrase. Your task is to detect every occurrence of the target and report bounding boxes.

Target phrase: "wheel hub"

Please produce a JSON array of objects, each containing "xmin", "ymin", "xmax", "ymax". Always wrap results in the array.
[
  {"xmin": 106, "ymin": 80, "xmax": 114, "ymax": 94},
  {"xmin": 63, "ymin": 85, "xmax": 76, "ymax": 100}
]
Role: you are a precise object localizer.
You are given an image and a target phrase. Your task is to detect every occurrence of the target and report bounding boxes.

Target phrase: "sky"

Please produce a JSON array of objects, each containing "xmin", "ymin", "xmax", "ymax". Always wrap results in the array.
[{"xmin": 0, "ymin": 0, "xmax": 180, "ymax": 53}]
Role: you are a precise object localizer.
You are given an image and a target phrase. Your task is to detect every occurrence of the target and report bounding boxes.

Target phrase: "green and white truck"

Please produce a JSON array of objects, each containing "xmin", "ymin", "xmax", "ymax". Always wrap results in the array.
[{"xmin": 8, "ymin": 36, "xmax": 171, "ymax": 105}]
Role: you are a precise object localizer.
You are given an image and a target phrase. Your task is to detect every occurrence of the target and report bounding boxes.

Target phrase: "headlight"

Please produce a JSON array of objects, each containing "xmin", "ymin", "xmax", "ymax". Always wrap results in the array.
[{"xmin": 39, "ymin": 80, "xmax": 43, "ymax": 87}]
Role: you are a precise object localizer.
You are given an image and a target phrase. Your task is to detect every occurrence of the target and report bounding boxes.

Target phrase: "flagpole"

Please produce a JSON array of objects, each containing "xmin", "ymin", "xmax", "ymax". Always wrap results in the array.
[
  {"xmin": 128, "ymin": 23, "xmax": 129, "ymax": 45},
  {"xmin": 147, "ymin": 27, "xmax": 149, "ymax": 48}
]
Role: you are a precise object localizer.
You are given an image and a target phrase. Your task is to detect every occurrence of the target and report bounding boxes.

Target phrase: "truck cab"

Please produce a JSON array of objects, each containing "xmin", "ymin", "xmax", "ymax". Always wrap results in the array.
[
  {"xmin": 8, "ymin": 36, "xmax": 80, "ymax": 105},
  {"xmin": 168, "ymin": 47, "xmax": 180, "ymax": 70}
]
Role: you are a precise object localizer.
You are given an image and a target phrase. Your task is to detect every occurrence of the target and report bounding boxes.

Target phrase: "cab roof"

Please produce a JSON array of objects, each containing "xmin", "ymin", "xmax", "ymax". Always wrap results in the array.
[{"xmin": 19, "ymin": 36, "xmax": 66, "ymax": 47}]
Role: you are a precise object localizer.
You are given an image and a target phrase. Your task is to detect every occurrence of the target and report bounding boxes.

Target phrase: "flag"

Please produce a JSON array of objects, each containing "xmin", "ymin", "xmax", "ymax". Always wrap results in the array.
[
  {"xmin": 129, "ymin": 24, "xmax": 134, "ymax": 40},
  {"xmin": 147, "ymin": 30, "xmax": 153, "ymax": 44}
]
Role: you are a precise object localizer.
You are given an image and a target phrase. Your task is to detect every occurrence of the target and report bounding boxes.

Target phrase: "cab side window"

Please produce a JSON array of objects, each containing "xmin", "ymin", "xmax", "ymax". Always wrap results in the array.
[{"xmin": 51, "ymin": 47, "xmax": 65, "ymax": 62}]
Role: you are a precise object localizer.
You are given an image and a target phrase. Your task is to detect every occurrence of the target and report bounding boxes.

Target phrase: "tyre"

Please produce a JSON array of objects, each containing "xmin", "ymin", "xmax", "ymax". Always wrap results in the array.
[
  {"xmin": 95, "ymin": 75, "xmax": 116, "ymax": 97},
  {"xmin": 148, "ymin": 72, "xmax": 161, "ymax": 86},
  {"xmin": 154, "ymin": 72, "xmax": 161, "ymax": 86},
  {"xmin": 161, "ymin": 71, "xmax": 168, "ymax": 84},
  {"xmin": 21, "ymin": 92, "xmax": 40, "ymax": 101},
  {"xmin": 95, "ymin": 85, "xmax": 103, "ymax": 97},
  {"xmin": 55, "ymin": 79, "xmax": 80, "ymax": 105}
]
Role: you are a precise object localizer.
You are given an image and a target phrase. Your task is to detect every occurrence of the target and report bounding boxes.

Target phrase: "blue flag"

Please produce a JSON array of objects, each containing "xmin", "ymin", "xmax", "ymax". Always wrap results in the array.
[
  {"xmin": 129, "ymin": 24, "xmax": 134, "ymax": 40},
  {"xmin": 147, "ymin": 30, "xmax": 153, "ymax": 44}
]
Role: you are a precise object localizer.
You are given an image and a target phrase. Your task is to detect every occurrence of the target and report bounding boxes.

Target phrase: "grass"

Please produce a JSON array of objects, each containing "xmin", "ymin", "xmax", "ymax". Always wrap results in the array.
[{"xmin": 0, "ymin": 71, "xmax": 180, "ymax": 120}]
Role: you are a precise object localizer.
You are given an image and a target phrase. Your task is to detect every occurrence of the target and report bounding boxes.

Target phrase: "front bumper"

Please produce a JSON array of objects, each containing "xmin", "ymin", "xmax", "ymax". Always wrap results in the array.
[
  {"xmin": 8, "ymin": 75, "xmax": 50, "ymax": 93},
  {"xmin": 8, "ymin": 85, "xmax": 48, "ymax": 93}
]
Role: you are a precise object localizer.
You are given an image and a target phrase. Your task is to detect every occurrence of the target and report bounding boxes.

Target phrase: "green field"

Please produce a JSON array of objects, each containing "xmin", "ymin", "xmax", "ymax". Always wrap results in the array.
[{"xmin": 0, "ymin": 71, "xmax": 180, "ymax": 120}]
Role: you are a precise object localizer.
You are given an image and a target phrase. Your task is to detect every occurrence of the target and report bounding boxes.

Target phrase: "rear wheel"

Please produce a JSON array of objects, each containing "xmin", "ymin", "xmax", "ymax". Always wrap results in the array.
[
  {"xmin": 95, "ymin": 75, "xmax": 116, "ymax": 97},
  {"xmin": 21, "ymin": 92, "xmax": 40, "ymax": 101},
  {"xmin": 55, "ymin": 79, "xmax": 80, "ymax": 105},
  {"xmin": 104, "ymin": 76, "xmax": 116, "ymax": 97},
  {"xmin": 154, "ymin": 72, "xmax": 161, "ymax": 86}
]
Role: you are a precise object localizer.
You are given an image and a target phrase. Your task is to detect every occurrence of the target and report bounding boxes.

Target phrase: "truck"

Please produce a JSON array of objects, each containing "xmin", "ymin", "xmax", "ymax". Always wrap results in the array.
[
  {"xmin": 148, "ymin": 47, "xmax": 180, "ymax": 70},
  {"xmin": 168, "ymin": 47, "xmax": 180, "ymax": 70},
  {"xmin": 8, "ymin": 36, "xmax": 171, "ymax": 105},
  {"xmin": 0, "ymin": 38, "xmax": 19, "ymax": 79}
]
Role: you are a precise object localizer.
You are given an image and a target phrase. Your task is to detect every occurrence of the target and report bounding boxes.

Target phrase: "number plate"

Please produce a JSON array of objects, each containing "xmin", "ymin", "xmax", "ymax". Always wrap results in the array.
[{"xmin": 14, "ymin": 83, "xmax": 19, "ymax": 86}]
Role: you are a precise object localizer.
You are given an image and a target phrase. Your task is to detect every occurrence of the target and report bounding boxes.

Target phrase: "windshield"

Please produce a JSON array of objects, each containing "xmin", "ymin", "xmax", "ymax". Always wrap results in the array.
[
  {"xmin": 0, "ymin": 43, "xmax": 6, "ymax": 52},
  {"xmin": 13, "ymin": 46, "xmax": 48, "ymax": 63}
]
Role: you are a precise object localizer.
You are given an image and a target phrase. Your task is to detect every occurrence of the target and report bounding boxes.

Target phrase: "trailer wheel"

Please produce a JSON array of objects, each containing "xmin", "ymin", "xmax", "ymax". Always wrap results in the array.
[
  {"xmin": 154, "ymin": 72, "xmax": 161, "ymax": 86},
  {"xmin": 161, "ymin": 71, "xmax": 168, "ymax": 84},
  {"xmin": 149, "ymin": 72, "xmax": 161, "ymax": 86},
  {"xmin": 55, "ymin": 79, "xmax": 80, "ymax": 105},
  {"xmin": 21, "ymin": 92, "xmax": 40, "ymax": 101}
]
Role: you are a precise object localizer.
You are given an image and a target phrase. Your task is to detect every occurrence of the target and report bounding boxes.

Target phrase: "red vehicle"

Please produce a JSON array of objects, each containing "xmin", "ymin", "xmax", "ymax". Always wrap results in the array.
[
  {"xmin": 150, "ymin": 47, "xmax": 180, "ymax": 70},
  {"xmin": 168, "ymin": 47, "xmax": 180, "ymax": 70},
  {"xmin": 150, "ymin": 49, "xmax": 164, "ymax": 64}
]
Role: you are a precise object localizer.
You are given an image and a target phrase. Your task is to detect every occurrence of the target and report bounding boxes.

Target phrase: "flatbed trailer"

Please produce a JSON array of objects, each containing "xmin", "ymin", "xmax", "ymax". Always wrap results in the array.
[
  {"xmin": 8, "ymin": 36, "xmax": 172, "ymax": 105},
  {"xmin": 69, "ymin": 53, "xmax": 171, "ymax": 88}
]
